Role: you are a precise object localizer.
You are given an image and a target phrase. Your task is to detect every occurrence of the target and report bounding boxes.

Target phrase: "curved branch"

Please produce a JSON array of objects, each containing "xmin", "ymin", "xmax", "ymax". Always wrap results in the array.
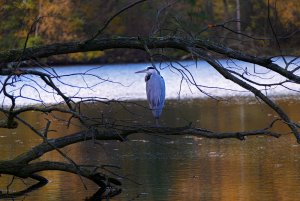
[
  {"xmin": 0, "ymin": 121, "xmax": 282, "ymax": 197},
  {"xmin": 0, "ymin": 161, "xmax": 121, "ymax": 198},
  {"xmin": 86, "ymin": 0, "xmax": 148, "ymax": 42},
  {"xmin": 13, "ymin": 123, "xmax": 281, "ymax": 165},
  {"xmin": 0, "ymin": 174, "xmax": 47, "ymax": 199},
  {"xmin": 188, "ymin": 47, "xmax": 300, "ymax": 142},
  {"xmin": 21, "ymin": 161, "xmax": 116, "ymax": 187},
  {"xmin": 1, "ymin": 36, "xmax": 300, "ymax": 84}
]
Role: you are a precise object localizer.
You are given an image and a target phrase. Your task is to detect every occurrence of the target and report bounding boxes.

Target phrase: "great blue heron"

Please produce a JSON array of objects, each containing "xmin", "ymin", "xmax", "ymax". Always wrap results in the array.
[{"xmin": 135, "ymin": 66, "xmax": 165, "ymax": 125}]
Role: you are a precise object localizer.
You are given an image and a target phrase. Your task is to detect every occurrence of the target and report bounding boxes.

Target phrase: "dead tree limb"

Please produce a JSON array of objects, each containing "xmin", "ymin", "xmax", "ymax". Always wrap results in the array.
[
  {"xmin": 187, "ymin": 47, "xmax": 300, "ymax": 142},
  {"xmin": 0, "ymin": 122, "xmax": 279, "ymax": 198},
  {"xmin": 1, "ymin": 36, "xmax": 300, "ymax": 84}
]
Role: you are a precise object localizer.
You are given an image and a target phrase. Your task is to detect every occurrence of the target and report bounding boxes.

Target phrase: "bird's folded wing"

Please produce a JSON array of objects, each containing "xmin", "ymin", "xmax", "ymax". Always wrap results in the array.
[{"xmin": 146, "ymin": 75, "xmax": 165, "ymax": 109}]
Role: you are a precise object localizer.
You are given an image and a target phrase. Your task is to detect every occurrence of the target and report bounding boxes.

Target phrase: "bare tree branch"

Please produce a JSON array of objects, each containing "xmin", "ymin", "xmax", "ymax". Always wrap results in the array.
[
  {"xmin": 86, "ymin": 0, "xmax": 148, "ymax": 43},
  {"xmin": 2, "ymin": 36, "xmax": 300, "ymax": 84},
  {"xmin": 187, "ymin": 47, "xmax": 300, "ymax": 142}
]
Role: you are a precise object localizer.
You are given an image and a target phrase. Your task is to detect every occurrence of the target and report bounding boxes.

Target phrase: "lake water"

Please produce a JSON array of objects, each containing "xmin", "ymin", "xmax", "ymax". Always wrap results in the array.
[
  {"xmin": 1, "ymin": 60, "xmax": 300, "ymax": 200},
  {"xmin": 1, "ymin": 58, "xmax": 300, "ymax": 106}
]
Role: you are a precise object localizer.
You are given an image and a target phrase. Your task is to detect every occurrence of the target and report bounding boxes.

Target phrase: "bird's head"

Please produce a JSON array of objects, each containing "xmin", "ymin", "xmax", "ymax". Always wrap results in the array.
[{"xmin": 135, "ymin": 66, "xmax": 160, "ymax": 75}]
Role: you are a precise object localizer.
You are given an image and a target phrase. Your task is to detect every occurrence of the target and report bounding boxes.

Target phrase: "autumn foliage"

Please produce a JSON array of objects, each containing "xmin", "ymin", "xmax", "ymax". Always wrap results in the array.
[{"xmin": 1, "ymin": 0, "xmax": 300, "ymax": 63}]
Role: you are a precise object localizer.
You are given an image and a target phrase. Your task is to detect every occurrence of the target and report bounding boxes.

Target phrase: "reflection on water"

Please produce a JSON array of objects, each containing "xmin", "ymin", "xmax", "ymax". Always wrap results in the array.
[{"xmin": 1, "ymin": 98, "xmax": 300, "ymax": 200}]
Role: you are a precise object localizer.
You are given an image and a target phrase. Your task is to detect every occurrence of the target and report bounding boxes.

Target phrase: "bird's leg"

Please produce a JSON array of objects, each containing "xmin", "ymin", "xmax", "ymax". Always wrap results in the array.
[{"xmin": 155, "ymin": 118, "xmax": 160, "ymax": 127}]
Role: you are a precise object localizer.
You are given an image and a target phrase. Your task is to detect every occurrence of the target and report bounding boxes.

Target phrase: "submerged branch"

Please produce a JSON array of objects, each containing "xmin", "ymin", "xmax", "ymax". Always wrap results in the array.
[{"xmin": 0, "ymin": 174, "xmax": 48, "ymax": 199}]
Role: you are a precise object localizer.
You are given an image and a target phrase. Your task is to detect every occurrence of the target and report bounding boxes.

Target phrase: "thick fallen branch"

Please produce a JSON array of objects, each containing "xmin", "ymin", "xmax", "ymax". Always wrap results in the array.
[
  {"xmin": 1, "ymin": 36, "xmax": 300, "ymax": 83},
  {"xmin": 0, "ymin": 122, "xmax": 281, "ymax": 177},
  {"xmin": 14, "ymin": 124, "xmax": 282, "ymax": 165},
  {"xmin": 0, "ymin": 174, "xmax": 47, "ymax": 199},
  {"xmin": 0, "ymin": 158, "xmax": 121, "ymax": 199},
  {"xmin": 0, "ymin": 119, "xmax": 283, "ymax": 199}
]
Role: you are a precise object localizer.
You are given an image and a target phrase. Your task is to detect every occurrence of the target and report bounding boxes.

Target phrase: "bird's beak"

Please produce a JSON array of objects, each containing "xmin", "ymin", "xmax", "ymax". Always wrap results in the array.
[{"xmin": 135, "ymin": 69, "xmax": 147, "ymax": 74}]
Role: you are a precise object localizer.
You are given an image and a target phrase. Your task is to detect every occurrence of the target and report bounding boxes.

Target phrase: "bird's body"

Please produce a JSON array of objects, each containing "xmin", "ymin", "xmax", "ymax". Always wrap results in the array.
[{"xmin": 136, "ymin": 67, "xmax": 165, "ymax": 125}]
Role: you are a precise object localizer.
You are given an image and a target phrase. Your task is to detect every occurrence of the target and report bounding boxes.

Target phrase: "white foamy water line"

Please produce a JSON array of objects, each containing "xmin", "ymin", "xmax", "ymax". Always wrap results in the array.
[{"xmin": 1, "ymin": 58, "xmax": 300, "ymax": 106}]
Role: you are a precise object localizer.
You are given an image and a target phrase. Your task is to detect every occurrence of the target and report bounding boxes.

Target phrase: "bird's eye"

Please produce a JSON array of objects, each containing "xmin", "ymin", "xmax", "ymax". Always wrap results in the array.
[{"xmin": 145, "ymin": 74, "xmax": 151, "ymax": 81}]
